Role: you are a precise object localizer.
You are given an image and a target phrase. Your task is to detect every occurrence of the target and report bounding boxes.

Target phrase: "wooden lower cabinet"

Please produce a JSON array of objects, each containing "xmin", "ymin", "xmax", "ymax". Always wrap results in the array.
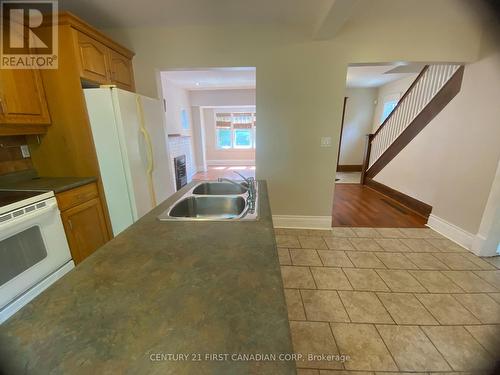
[{"xmin": 57, "ymin": 183, "xmax": 110, "ymax": 264}]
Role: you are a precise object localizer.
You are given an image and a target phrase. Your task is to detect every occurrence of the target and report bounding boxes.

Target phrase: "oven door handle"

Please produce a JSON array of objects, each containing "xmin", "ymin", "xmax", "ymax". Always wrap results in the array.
[{"xmin": 0, "ymin": 200, "xmax": 58, "ymax": 232}]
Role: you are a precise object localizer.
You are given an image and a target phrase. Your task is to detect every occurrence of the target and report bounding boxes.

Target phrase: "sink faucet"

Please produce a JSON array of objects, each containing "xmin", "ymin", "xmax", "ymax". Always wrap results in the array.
[{"xmin": 218, "ymin": 172, "xmax": 257, "ymax": 212}]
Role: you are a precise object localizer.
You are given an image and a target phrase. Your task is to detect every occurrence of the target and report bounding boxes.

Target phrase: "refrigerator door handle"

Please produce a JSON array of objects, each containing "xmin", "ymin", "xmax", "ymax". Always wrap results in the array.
[{"xmin": 136, "ymin": 96, "xmax": 157, "ymax": 207}]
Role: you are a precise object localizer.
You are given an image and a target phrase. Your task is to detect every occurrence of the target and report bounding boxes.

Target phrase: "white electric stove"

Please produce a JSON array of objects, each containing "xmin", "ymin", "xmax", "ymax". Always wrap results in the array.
[{"xmin": 0, "ymin": 190, "xmax": 74, "ymax": 324}]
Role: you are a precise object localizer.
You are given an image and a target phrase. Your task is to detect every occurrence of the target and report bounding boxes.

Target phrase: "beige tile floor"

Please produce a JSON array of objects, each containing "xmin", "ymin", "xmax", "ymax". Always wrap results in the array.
[{"xmin": 275, "ymin": 227, "xmax": 500, "ymax": 374}]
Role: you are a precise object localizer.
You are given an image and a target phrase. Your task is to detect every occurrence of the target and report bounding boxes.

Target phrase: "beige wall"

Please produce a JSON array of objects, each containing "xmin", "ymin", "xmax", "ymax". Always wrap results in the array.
[
  {"xmin": 339, "ymin": 88, "xmax": 376, "ymax": 165},
  {"xmin": 105, "ymin": 0, "xmax": 484, "ymax": 217},
  {"xmin": 372, "ymin": 75, "xmax": 418, "ymax": 132},
  {"xmin": 161, "ymin": 78, "xmax": 193, "ymax": 136},
  {"xmin": 202, "ymin": 107, "xmax": 256, "ymax": 164},
  {"xmin": 190, "ymin": 89, "xmax": 256, "ymax": 107},
  {"xmin": 374, "ymin": 48, "xmax": 500, "ymax": 234}
]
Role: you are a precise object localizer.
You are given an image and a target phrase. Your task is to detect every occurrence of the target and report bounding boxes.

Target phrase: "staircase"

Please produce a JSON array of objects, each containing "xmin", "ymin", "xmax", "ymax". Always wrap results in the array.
[{"xmin": 361, "ymin": 64, "xmax": 464, "ymax": 183}]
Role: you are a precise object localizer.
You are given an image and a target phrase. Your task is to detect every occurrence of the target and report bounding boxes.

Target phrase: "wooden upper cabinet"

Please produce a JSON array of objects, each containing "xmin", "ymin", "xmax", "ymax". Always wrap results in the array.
[
  {"xmin": 72, "ymin": 24, "xmax": 135, "ymax": 91},
  {"xmin": 0, "ymin": 69, "xmax": 51, "ymax": 125},
  {"xmin": 108, "ymin": 49, "xmax": 135, "ymax": 91},
  {"xmin": 75, "ymin": 30, "xmax": 111, "ymax": 84}
]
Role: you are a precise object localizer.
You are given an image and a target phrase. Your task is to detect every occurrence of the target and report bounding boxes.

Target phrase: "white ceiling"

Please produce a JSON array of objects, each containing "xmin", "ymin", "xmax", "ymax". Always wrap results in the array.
[
  {"xmin": 59, "ymin": 0, "xmax": 335, "ymax": 33},
  {"xmin": 162, "ymin": 68, "xmax": 256, "ymax": 90},
  {"xmin": 346, "ymin": 64, "xmax": 424, "ymax": 88}
]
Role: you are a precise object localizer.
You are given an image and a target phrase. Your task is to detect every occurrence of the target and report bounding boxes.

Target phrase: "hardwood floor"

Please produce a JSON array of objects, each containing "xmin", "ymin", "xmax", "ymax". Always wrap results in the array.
[
  {"xmin": 192, "ymin": 165, "xmax": 255, "ymax": 181},
  {"xmin": 332, "ymin": 184, "xmax": 427, "ymax": 228}
]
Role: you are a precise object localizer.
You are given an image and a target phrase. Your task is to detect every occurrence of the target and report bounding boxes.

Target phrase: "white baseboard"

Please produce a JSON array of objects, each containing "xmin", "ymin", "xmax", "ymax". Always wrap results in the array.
[
  {"xmin": 207, "ymin": 160, "xmax": 255, "ymax": 166},
  {"xmin": 426, "ymin": 214, "xmax": 475, "ymax": 251},
  {"xmin": 273, "ymin": 215, "xmax": 332, "ymax": 229}
]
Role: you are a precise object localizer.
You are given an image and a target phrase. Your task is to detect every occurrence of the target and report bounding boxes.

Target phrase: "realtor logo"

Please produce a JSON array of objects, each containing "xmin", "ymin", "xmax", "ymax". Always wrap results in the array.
[{"xmin": 1, "ymin": 0, "xmax": 58, "ymax": 69}]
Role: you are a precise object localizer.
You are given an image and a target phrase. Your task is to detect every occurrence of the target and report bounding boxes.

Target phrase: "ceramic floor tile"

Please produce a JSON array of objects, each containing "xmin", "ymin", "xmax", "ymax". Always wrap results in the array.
[
  {"xmin": 375, "ymin": 270, "xmax": 426, "ymax": 292},
  {"xmin": 343, "ymin": 269, "xmax": 389, "ymax": 292},
  {"xmin": 281, "ymin": 266, "xmax": 316, "ymax": 289},
  {"xmin": 284, "ymin": 289, "xmax": 306, "ymax": 320},
  {"xmin": 404, "ymin": 253, "xmax": 449, "ymax": 270},
  {"xmin": 464, "ymin": 325, "xmax": 500, "ymax": 357},
  {"xmin": 332, "ymin": 227, "xmax": 356, "ymax": 238},
  {"xmin": 425, "ymin": 238, "xmax": 467, "ymax": 253},
  {"xmin": 409, "ymin": 271, "xmax": 463, "ymax": 293},
  {"xmin": 311, "ymin": 267, "xmax": 352, "ymax": 290},
  {"xmin": 422, "ymin": 326, "xmax": 494, "ymax": 371},
  {"xmin": 484, "ymin": 256, "xmax": 500, "ymax": 269},
  {"xmin": 415, "ymin": 294, "xmax": 480, "ymax": 325},
  {"xmin": 375, "ymin": 228, "xmax": 406, "ymax": 238},
  {"xmin": 301, "ymin": 290, "xmax": 350, "ymax": 322},
  {"xmin": 398, "ymin": 228, "xmax": 440, "ymax": 239},
  {"xmin": 377, "ymin": 293, "xmax": 438, "ymax": 325},
  {"xmin": 431, "ymin": 253, "xmax": 482, "ymax": 270},
  {"xmin": 277, "ymin": 248, "xmax": 291, "ymax": 265},
  {"xmin": 276, "ymin": 228, "xmax": 311, "ymax": 236},
  {"xmin": 374, "ymin": 239, "xmax": 411, "ymax": 252},
  {"xmin": 488, "ymin": 292, "xmax": 500, "ymax": 303},
  {"xmin": 290, "ymin": 321, "xmax": 343, "ymax": 369},
  {"xmin": 290, "ymin": 249, "xmax": 323, "ymax": 266},
  {"xmin": 453, "ymin": 294, "xmax": 500, "ymax": 324},
  {"xmin": 307, "ymin": 229, "xmax": 333, "ymax": 237},
  {"xmin": 349, "ymin": 238, "xmax": 384, "ymax": 252},
  {"xmin": 330, "ymin": 323, "xmax": 398, "ymax": 371},
  {"xmin": 318, "ymin": 371, "xmax": 373, "ymax": 375},
  {"xmin": 317, "ymin": 251, "xmax": 354, "ymax": 268},
  {"xmin": 376, "ymin": 325, "xmax": 451, "ymax": 372},
  {"xmin": 474, "ymin": 270, "xmax": 500, "ymax": 289},
  {"xmin": 324, "ymin": 237, "xmax": 355, "ymax": 251},
  {"xmin": 299, "ymin": 236, "xmax": 328, "ymax": 250},
  {"xmin": 346, "ymin": 252, "xmax": 386, "ymax": 269},
  {"xmin": 296, "ymin": 369, "xmax": 320, "ymax": 375},
  {"xmin": 442, "ymin": 271, "xmax": 497, "ymax": 292},
  {"xmin": 401, "ymin": 239, "xmax": 439, "ymax": 252},
  {"xmin": 338, "ymin": 291, "xmax": 393, "ymax": 324},
  {"xmin": 276, "ymin": 235, "xmax": 300, "ymax": 248},
  {"xmin": 352, "ymin": 228, "xmax": 382, "ymax": 238},
  {"xmin": 461, "ymin": 253, "xmax": 497, "ymax": 270},
  {"xmin": 375, "ymin": 253, "xmax": 418, "ymax": 269}
]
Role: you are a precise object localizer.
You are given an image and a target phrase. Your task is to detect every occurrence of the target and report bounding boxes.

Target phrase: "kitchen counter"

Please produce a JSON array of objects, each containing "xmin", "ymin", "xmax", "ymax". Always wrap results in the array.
[
  {"xmin": 0, "ymin": 170, "xmax": 96, "ymax": 193},
  {"xmin": 0, "ymin": 181, "xmax": 295, "ymax": 374}
]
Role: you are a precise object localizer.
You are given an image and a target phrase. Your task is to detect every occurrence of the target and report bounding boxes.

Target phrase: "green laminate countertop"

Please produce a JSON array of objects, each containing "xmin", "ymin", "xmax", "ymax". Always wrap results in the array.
[
  {"xmin": 0, "ymin": 169, "xmax": 96, "ymax": 193},
  {"xmin": 0, "ymin": 181, "xmax": 296, "ymax": 375}
]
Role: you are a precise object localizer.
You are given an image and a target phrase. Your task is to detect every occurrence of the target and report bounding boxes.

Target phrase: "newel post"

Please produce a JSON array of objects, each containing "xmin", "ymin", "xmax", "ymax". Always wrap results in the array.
[{"xmin": 361, "ymin": 134, "xmax": 374, "ymax": 185}]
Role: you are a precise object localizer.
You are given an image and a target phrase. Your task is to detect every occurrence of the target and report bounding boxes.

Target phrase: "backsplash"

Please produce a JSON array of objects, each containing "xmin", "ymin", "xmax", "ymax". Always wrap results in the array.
[
  {"xmin": 0, "ymin": 136, "xmax": 33, "ymax": 176},
  {"xmin": 168, "ymin": 136, "xmax": 196, "ymax": 180}
]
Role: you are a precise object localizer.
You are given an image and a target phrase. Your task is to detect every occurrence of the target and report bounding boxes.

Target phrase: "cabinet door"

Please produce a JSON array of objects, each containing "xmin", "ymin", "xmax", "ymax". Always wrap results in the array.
[
  {"xmin": 75, "ymin": 31, "xmax": 110, "ymax": 84},
  {"xmin": 61, "ymin": 197, "xmax": 109, "ymax": 264},
  {"xmin": 108, "ymin": 49, "xmax": 135, "ymax": 91},
  {"xmin": 0, "ymin": 69, "xmax": 51, "ymax": 125}
]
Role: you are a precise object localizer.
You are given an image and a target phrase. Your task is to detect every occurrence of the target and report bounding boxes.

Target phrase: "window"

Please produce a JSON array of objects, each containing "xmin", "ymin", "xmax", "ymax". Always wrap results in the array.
[
  {"xmin": 216, "ymin": 112, "xmax": 256, "ymax": 149},
  {"xmin": 380, "ymin": 99, "xmax": 398, "ymax": 123}
]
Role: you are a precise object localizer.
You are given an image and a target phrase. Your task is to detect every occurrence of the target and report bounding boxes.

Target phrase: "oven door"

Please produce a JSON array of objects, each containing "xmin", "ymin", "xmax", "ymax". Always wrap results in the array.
[{"xmin": 0, "ymin": 197, "xmax": 72, "ymax": 310}]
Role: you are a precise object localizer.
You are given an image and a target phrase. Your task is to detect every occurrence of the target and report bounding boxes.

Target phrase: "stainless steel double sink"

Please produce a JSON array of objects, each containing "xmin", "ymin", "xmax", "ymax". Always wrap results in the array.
[{"xmin": 158, "ymin": 181, "xmax": 258, "ymax": 221}]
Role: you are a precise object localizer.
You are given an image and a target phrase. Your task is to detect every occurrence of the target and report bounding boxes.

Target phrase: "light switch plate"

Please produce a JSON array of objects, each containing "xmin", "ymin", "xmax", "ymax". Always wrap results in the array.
[
  {"xmin": 20, "ymin": 145, "xmax": 30, "ymax": 158},
  {"xmin": 321, "ymin": 137, "xmax": 332, "ymax": 147}
]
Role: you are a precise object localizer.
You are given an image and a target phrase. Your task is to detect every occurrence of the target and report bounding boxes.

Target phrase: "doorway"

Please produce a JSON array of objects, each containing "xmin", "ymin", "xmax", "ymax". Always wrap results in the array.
[{"xmin": 159, "ymin": 68, "xmax": 256, "ymax": 185}]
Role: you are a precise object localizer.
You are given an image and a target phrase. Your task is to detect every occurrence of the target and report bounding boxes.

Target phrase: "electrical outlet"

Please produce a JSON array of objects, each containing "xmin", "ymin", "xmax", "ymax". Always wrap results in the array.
[
  {"xmin": 20, "ymin": 145, "xmax": 30, "ymax": 158},
  {"xmin": 321, "ymin": 137, "xmax": 332, "ymax": 147}
]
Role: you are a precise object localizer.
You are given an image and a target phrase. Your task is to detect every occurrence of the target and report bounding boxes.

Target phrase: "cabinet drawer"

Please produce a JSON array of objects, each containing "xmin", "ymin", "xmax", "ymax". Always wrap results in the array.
[{"xmin": 56, "ymin": 182, "xmax": 98, "ymax": 211}]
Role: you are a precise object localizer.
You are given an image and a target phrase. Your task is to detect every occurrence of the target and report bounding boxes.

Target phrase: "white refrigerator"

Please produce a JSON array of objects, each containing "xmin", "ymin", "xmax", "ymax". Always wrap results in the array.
[{"xmin": 84, "ymin": 87, "xmax": 175, "ymax": 235}]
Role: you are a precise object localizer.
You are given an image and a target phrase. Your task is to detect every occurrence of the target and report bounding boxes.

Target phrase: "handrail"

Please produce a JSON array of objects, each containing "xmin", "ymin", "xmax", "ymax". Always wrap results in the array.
[
  {"xmin": 362, "ymin": 64, "xmax": 463, "ymax": 182},
  {"xmin": 372, "ymin": 65, "xmax": 429, "ymax": 139}
]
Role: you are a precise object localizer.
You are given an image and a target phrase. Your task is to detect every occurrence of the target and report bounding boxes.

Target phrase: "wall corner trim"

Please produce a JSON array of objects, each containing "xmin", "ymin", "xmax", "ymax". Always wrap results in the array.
[
  {"xmin": 272, "ymin": 215, "xmax": 332, "ymax": 229},
  {"xmin": 426, "ymin": 214, "xmax": 475, "ymax": 252}
]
